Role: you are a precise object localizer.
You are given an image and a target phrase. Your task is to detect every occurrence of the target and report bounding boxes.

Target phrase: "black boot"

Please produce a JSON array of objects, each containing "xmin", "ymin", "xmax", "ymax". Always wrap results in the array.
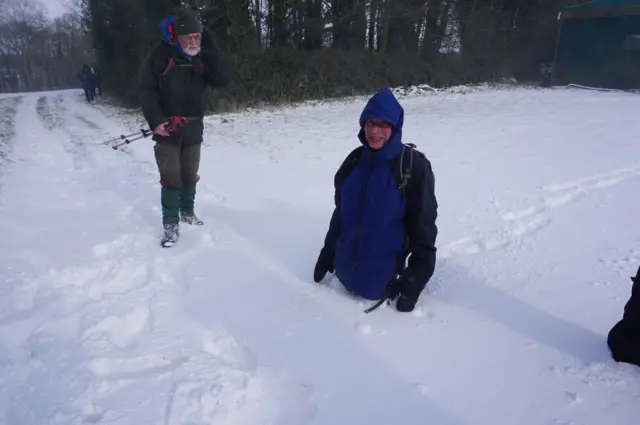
[
  {"xmin": 180, "ymin": 210, "xmax": 203, "ymax": 226},
  {"xmin": 607, "ymin": 265, "xmax": 640, "ymax": 367},
  {"xmin": 161, "ymin": 223, "xmax": 179, "ymax": 248}
]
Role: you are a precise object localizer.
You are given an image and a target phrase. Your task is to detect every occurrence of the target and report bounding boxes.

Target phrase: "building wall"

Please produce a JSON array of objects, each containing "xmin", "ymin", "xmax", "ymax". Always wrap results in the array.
[{"xmin": 554, "ymin": 15, "xmax": 640, "ymax": 89}]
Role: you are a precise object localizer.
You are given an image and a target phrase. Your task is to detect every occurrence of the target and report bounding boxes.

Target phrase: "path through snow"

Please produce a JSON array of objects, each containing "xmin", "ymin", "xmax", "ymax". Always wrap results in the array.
[{"xmin": 0, "ymin": 93, "xmax": 316, "ymax": 425}]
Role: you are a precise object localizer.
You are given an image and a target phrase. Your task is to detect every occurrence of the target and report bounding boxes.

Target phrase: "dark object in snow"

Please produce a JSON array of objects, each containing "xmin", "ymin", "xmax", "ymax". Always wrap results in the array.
[{"xmin": 607, "ymin": 264, "xmax": 640, "ymax": 367}]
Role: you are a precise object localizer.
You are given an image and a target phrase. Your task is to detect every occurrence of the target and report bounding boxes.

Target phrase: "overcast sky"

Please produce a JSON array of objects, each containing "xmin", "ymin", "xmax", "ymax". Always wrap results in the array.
[{"xmin": 38, "ymin": 0, "xmax": 67, "ymax": 18}]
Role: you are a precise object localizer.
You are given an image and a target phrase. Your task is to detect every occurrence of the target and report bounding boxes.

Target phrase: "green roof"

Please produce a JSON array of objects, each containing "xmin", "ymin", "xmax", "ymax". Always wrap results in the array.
[
  {"xmin": 565, "ymin": 0, "xmax": 640, "ymax": 11},
  {"xmin": 562, "ymin": 0, "xmax": 640, "ymax": 18}
]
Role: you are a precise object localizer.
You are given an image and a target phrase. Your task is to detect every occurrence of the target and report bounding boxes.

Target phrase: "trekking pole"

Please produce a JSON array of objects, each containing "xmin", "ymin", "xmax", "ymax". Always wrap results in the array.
[
  {"xmin": 112, "ymin": 128, "xmax": 153, "ymax": 150},
  {"xmin": 364, "ymin": 298, "xmax": 388, "ymax": 314},
  {"xmin": 101, "ymin": 130, "xmax": 143, "ymax": 146},
  {"xmin": 363, "ymin": 279, "xmax": 400, "ymax": 314}
]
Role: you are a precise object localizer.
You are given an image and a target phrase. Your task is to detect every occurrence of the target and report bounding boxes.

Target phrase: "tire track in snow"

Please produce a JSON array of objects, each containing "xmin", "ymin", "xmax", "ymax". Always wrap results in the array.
[
  {"xmin": 17, "ymin": 92, "xmax": 318, "ymax": 424},
  {"xmin": 36, "ymin": 95, "xmax": 64, "ymax": 130},
  {"xmin": 36, "ymin": 94, "xmax": 95, "ymax": 171},
  {"xmin": 440, "ymin": 164, "xmax": 640, "ymax": 258},
  {"xmin": 0, "ymin": 96, "xmax": 21, "ymax": 180},
  {"xmin": 55, "ymin": 94, "xmax": 97, "ymax": 170},
  {"xmin": 0, "ymin": 94, "xmax": 113, "ymax": 424},
  {"xmin": 61, "ymin": 90, "xmax": 161, "ymax": 177},
  {"xmin": 67, "ymin": 230, "xmax": 315, "ymax": 425}
]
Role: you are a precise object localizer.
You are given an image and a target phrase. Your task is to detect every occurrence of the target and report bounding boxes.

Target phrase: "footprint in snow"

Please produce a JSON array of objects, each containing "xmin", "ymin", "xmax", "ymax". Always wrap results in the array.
[
  {"xmin": 81, "ymin": 402, "xmax": 106, "ymax": 423},
  {"xmin": 564, "ymin": 391, "xmax": 581, "ymax": 405},
  {"xmin": 82, "ymin": 303, "xmax": 152, "ymax": 349},
  {"xmin": 88, "ymin": 353, "xmax": 188, "ymax": 380},
  {"xmin": 200, "ymin": 327, "xmax": 258, "ymax": 372},
  {"xmin": 355, "ymin": 322, "xmax": 373, "ymax": 335},
  {"xmin": 166, "ymin": 369, "xmax": 317, "ymax": 425}
]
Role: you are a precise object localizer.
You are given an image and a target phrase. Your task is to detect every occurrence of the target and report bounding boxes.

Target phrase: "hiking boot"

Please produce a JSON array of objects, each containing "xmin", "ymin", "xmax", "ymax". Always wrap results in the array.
[
  {"xmin": 180, "ymin": 211, "xmax": 203, "ymax": 226},
  {"xmin": 161, "ymin": 223, "xmax": 179, "ymax": 248}
]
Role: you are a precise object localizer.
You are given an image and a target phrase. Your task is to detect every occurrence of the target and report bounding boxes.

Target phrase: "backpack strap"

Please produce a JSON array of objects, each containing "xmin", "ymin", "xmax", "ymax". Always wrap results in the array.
[
  {"xmin": 158, "ymin": 57, "xmax": 175, "ymax": 89},
  {"xmin": 161, "ymin": 58, "xmax": 176, "ymax": 76},
  {"xmin": 335, "ymin": 146, "xmax": 364, "ymax": 188},
  {"xmin": 340, "ymin": 143, "xmax": 417, "ymax": 196},
  {"xmin": 158, "ymin": 56, "xmax": 196, "ymax": 88},
  {"xmin": 396, "ymin": 143, "xmax": 416, "ymax": 198}
]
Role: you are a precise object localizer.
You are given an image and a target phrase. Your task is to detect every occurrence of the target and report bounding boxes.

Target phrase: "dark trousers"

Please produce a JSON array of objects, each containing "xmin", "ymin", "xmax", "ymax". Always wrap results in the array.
[
  {"xmin": 154, "ymin": 142, "xmax": 201, "ymax": 225},
  {"xmin": 84, "ymin": 88, "xmax": 94, "ymax": 103}
]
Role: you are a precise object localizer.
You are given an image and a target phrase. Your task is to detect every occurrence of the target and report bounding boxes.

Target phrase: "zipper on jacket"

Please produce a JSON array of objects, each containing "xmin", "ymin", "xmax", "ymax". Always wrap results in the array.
[{"xmin": 351, "ymin": 154, "xmax": 375, "ymax": 274}]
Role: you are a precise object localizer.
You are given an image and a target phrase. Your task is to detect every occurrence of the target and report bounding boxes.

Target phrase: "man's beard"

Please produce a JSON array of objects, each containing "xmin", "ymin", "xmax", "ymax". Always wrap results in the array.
[{"xmin": 184, "ymin": 46, "xmax": 201, "ymax": 56}]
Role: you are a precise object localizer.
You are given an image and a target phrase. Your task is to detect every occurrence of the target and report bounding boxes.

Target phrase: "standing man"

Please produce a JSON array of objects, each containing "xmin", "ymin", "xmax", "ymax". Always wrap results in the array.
[{"xmin": 138, "ymin": 7, "xmax": 230, "ymax": 247}]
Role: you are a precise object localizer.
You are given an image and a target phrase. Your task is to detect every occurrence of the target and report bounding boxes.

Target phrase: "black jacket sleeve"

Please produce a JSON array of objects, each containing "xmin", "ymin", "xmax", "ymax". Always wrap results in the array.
[
  {"xmin": 137, "ymin": 45, "xmax": 167, "ymax": 131},
  {"xmin": 403, "ymin": 155, "xmax": 438, "ymax": 291},
  {"xmin": 200, "ymin": 29, "xmax": 230, "ymax": 88},
  {"xmin": 322, "ymin": 147, "xmax": 363, "ymax": 253}
]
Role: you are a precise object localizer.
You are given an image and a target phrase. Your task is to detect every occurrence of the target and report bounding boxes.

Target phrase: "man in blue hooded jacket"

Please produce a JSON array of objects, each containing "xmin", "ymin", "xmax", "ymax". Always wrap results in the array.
[{"xmin": 313, "ymin": 88, "xmax": 438, "ymax": 313}]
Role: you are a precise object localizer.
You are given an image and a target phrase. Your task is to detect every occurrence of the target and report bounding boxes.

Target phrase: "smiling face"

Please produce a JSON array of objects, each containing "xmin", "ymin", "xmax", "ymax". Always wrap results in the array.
[
  {"xmin": 176, "ymin": 32, "xmax": 202, "ymax": 56},
  {"xmin": 363, "ymin": 119, "xmax": 393, "ymax": 150}
]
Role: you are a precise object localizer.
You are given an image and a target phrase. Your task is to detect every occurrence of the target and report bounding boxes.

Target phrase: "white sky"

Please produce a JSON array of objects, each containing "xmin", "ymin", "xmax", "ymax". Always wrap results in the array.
[{"xmin": 38, "ymin": 0, "xmax": 67, "ymax": 18}]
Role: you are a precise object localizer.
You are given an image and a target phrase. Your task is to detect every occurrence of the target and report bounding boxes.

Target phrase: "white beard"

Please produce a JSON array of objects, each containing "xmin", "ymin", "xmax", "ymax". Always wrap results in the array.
[{"xmin": 184, "ymin": 46, "xmax": 201, "ymax": 56}]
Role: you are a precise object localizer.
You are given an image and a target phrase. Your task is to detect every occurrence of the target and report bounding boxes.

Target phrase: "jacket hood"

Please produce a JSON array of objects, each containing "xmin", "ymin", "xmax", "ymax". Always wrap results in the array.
[
  {"xmin": 358, "ymin": 88, "xmax": 404, "ymax": 160},
  {"xmin": 160, "ymin": 16, "xmax": 192, "ymax": 60}
]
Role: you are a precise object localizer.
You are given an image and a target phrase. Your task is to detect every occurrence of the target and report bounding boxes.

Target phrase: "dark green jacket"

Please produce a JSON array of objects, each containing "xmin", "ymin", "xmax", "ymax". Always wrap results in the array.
[{"xmin": 138, "ymin": 34, "xmax": 229, "ymax": 145}]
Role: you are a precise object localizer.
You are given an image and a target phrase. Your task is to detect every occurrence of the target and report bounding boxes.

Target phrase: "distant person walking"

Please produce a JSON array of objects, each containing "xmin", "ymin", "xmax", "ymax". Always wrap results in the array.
[
  {"xmin": 91, "ymin": 64, "xmax": 103, "ymax": 98},
  {"xmin": 77, "ymin": 64, "xmax": 97, "ymax": 103}
]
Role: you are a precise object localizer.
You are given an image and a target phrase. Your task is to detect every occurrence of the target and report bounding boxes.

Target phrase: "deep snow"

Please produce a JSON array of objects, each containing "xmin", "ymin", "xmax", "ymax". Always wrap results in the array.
[{"xmin": 0, "ymin": 85, "xmax": 639, "ymax": 425}]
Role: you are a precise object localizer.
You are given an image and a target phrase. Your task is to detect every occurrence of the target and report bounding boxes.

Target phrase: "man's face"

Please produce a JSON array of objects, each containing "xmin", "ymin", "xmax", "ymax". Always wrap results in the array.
[
  {"xmin": 364, "ymin": 119, "xmax": 393, "ymax": 150},
  {"xmin": 176, "ymin": 32, "xmax": 202, "ymax": 56}
]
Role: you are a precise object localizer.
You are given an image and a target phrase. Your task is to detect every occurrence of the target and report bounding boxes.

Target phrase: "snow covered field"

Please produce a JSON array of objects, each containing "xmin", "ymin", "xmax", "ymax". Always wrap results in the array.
[{"xmin": 0, "ymin": 86, "xmax": 639, "ymax": 424}]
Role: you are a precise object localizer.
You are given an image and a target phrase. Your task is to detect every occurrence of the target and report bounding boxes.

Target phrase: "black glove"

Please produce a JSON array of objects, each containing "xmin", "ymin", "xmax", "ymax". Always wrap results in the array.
[
  {"xmin": 313, "ymin": 248, "xmax": 334, "ymax": 283},
  {"xmin": 394, "ymin": 274, "xmax": 421, "ymax": 312}
]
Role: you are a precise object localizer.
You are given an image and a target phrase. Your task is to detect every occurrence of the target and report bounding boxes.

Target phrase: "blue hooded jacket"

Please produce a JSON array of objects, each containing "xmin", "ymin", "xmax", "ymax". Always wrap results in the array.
[
  {"xmin": 160, "ymin": 16, "xmax": 192, "ymax": 60},
  {"xmin": 332, "ymin": 88, "xmax": 409, "ymax": 300}
]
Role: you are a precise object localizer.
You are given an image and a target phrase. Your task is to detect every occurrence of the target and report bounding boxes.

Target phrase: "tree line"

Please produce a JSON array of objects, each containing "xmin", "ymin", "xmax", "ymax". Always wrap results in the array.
[
  {"xmin": 0, "ymin": 0, "xmax": 94, "ymax": 93},
  {"xmin": 1, "ymin": 0, "xmax": 588, "ymax": 110}
]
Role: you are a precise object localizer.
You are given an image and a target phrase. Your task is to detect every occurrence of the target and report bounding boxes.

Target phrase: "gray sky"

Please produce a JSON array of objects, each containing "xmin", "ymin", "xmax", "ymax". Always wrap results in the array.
[{"xmin": 38, "ymin": 0, "xmax": 67, "ymax": 18}]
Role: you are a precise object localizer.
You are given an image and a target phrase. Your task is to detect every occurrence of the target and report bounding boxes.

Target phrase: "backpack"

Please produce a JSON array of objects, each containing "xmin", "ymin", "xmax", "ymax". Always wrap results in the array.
[
  {"xmin": 339, "ymin": 143, "xmax": 428, "ymax": 198},
  {"xmin": 158, "ymin": 54, "xmax": 204, "ymax": 89}
]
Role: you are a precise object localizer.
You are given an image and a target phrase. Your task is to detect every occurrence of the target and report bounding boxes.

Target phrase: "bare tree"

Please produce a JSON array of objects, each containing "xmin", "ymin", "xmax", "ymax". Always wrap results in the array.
[{"xmin": 0, "ymin": 0, "xmax": 94, "ymax": 93}]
